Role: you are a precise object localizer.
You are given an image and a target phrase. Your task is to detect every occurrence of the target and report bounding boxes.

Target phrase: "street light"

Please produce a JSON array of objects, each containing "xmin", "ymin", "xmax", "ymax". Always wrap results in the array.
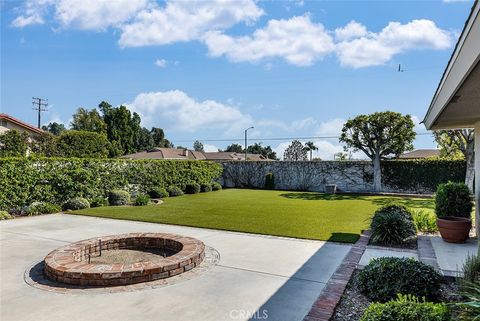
[{"xmin": 244, "ymin": 126, "xmax": 254, "ymax": 161}]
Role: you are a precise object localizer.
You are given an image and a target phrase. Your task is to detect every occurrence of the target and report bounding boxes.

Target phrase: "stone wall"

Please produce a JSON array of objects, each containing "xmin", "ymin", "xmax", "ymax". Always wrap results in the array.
[
  {"xmin": 220, "ymin": 160, "xmax": 465, "ymax": 194},
  {"xmin": 221, "ymin": 161, "xmax": 375, "ymax": 193}
]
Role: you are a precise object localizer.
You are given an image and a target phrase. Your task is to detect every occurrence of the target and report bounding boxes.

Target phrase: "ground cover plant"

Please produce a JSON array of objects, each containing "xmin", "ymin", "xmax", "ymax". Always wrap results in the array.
[{"xmin": 73, "ymin": 189, "xmax": 434, "ymax": 243}]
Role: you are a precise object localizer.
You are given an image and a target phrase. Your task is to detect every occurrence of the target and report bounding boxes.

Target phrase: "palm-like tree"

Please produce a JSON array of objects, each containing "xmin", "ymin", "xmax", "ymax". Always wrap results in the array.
[{"xmin": 304, "ymin": 141, "xmax": 318, "ymax": 161}]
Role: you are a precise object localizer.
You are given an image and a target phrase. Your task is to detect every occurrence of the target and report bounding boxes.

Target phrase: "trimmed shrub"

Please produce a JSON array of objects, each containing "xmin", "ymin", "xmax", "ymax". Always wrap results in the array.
[
  {"xmin": 0, "ymin": 211, "xmax": 12, "ymax": 220},
  {"xmin": 56, "ymin": 130, "xmax": 110, "ymax": 158},
  {"xmin": 358, "ymin": 257, "xmax": 442, "ymax": 302},
  {"xmin": 412, "ymin": 210, "xmax": 438, "ymax": 233},
  {"xmin": 360, "ymin": 294, "xmax": 450, "ymax": 321},
  {"xmin": 435, "ymin": 182, "xmax": 473, "ymax": 218},
  {"xmin": 185, "ymin": 183, "xmax": 201, "ymax": 194},
  {"xmin": 134, "ymin": 194, "xmax": 150, "ymax": 206},
  {"xmin": 90, "ymin": 197, "xmax": 108, "ymax": 208},
  {"xmin": 0, "ymin": 158, "xmax": 223, "ymax": 211},
  {"xmin": 201, "ymin": 184, "xmax": 212, "ymax": 193},
  {"xmin": 108, "ymin": 190, "xmax": 130, "ymax": 206},
  {"xmin": 168, "ymin": 186, "xmax": 184, "ymax": 197},
  {"xmin": 63, "ymin": 197, "xmax": 90, "ymax": 211},
  {"xmin": 212, "ymin": 182, "xmax": 222, "ymax": 191},
  {"xmin": 265, "ymin": 172, "xmax": 275, "ymax": 189},
  {"xmin": 26, "ymin": 202, "xmax": 61, "ymax": 215},
  {"xmin": 147, "ymin": 187, "xmax": 169, "ymax": 199},
  {"xmin": 370, "ymin": 204, "xmax": 416, "ymax": 246}
]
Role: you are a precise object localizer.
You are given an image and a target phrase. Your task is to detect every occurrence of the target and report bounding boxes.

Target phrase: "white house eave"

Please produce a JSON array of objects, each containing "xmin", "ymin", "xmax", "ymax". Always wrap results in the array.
[{"xmin": 423, "ymin": 1, "xmax": 480, "ymax": 130}]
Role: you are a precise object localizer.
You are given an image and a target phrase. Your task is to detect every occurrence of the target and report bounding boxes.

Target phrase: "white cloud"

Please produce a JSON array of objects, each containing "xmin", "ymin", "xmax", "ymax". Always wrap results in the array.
[
  {"xmin": 203, "ymin": 15, "xmax": 335, "ymax": 66},
  {"xmin": 119, "ymin": 0, "xmax": 264, "ymax": 47},
  {"xmin": 274, "ymin": 140, "xmax": 344, "ymax": 160},
  {"xmin": 336, "ymin": 19, "xmax": 452, "ymax": 68},
  {"xmin": 203, "ymin": 144, "xmax": 219, "ymax": 152},
  {"xmin": 315, "ymin": 118, "xmax": 345, "ymax": 137},
  {"xmin": 154, "ymin": 58, "xmax": 167, "ymax": 68},
  {"xmin": 126, "ymin": 90, "xmax": 253, "ymax": 133},
  {"xmin": 11, "ymin": 0, "xmax": 149, "ymax": 30},
  {"xmin": 335, "ymin": 20, "xmax": 368, "ymax": 41}
]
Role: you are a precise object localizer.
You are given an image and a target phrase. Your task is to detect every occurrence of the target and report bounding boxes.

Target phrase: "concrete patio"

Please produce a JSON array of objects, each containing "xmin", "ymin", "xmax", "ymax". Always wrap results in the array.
[{"xmin": 0, "ymin": 214, "xmax": 351, "ymax": 321}]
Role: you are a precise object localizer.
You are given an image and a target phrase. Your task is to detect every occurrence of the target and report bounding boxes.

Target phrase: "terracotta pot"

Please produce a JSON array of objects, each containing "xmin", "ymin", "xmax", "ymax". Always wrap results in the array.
[{"xmin": 436, "ymin": 217, "xmax": 472, "ymax": 243}]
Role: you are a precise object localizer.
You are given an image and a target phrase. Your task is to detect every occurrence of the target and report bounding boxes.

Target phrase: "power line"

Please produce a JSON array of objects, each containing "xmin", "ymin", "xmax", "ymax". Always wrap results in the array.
[
  {"xmin": 32, "ymin": 97, "xmax": 48, "ymax": 129},
  {"xmin": 172, "ymin": 132, "xmax": 433, "ymax": 144}
]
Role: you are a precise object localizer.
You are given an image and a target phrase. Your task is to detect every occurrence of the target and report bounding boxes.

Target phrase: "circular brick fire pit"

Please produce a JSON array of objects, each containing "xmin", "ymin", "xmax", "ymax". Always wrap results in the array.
[{"xmin": 44, "ymin": 233, "xmax": 205, "ymax": 286}]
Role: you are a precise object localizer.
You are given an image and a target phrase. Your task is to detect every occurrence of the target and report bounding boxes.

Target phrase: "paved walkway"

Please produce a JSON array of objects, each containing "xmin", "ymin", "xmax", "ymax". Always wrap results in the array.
[{"xmin": 0, "ymin": 214, "xmax": 351, "ymax": 321}]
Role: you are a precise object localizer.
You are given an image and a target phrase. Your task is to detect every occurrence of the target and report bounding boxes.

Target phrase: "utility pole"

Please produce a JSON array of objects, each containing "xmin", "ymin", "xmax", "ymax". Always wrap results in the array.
[{"xmin": 32, "ymin": 97, "xmax": 48, "ymax": 128}]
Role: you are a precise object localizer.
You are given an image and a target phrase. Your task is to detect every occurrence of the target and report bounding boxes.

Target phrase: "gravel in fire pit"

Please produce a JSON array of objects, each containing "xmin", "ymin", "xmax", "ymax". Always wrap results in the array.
[{"xmin": 89, "ymin": 248, "xmax": 177, "ymax": 265}]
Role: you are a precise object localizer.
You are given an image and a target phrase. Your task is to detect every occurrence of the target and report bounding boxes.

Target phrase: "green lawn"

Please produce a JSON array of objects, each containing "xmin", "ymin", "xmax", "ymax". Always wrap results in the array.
[{"xmin": 73, "ymin": 189, "xmax": 434, "ymax": 243}]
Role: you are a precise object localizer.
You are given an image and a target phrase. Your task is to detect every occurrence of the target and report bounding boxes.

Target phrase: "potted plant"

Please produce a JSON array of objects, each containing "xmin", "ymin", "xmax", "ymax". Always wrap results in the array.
[{"xmin": 435, "ymin": 182, "xmax": 473, "ymax": 243}]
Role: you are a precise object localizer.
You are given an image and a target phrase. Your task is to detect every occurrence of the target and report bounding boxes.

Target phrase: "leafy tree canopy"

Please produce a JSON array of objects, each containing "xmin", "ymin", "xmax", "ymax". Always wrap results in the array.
[
  {"xmin": 56, "ymin": 130, "xmax": 110, "ymax": 158},
  {"xmin": 247, "ymin": 143, "xmax": 277, "ymax": 160},
  {"xmin": 283, "ymin": 140, "xmax": 307, "ymax": 161},
  {"xmin": 0, "ymin": 130, "xmax": 29, "ymax": 157},
  {"xmin": 225, "ymin": 143, "xmax": 244, "ymax": 153},
  {"xmin": 71, "ymin": 108, "xmax": 107, "ymax": 134},
  {"xmin": 42, "ymin": 122, "xmax": 66, "ymax": 136},
  {"xmin": 193, "ymin": 140, "xmax": 204, "ymax": 152}
]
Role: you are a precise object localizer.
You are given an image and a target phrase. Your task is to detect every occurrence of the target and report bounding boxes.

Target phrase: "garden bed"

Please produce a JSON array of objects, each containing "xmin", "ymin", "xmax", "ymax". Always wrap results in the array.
[{"xmin": 332, "ymin": 270, "xmax": 460, "ymax": 321}]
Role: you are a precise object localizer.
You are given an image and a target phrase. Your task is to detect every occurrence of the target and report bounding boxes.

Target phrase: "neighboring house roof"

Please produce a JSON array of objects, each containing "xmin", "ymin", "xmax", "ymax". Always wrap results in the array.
[
  {"xmin": 0, "ymin": 113, "xmax": 44, "ymax": 135},
  {"xmin": 119, "ymin": 149, "xmax": 269, "ymax": 161},
  {"xmin": 399, "ymin": 149, "xmax": 440, "ymax": 159}
]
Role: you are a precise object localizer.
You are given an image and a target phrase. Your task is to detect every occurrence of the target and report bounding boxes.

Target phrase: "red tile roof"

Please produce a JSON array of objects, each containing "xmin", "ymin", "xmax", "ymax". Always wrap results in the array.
[{"xmin": 0, "ymin": 113, "xmax": 44, "ymax": 134}]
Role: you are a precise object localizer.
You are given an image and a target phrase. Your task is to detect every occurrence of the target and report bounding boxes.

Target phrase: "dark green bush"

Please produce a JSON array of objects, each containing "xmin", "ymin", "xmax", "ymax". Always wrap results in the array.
[
  {"xmin": 265, "ymin": 173, "xmax": 275, "ymax": 189},
  {"xmin": 55, "ymin": 130, "xmax": 110, "ymax": 158},
  {"xmin": 108, "ymin": 190, "xmax": 130, "ymax": 206},
  {"xmin": 212, "ymin": 182, "xmax": 222, "ymax": 191},
  {"xmin": 360, "ymin": 294, "xmax": 450, "ymax": 321},
  {"xmin": 358, "ymin": 257, "xmax": 442, "ymax": 302},
  {"xmin": 168, "ymin": 186, "xmax": 184, "ymax": 197},
  {"xmin": 63, "ymin": 197, "xmax": 90, "ymax": 210},
  {"xmin": 370, "ymin": 204, "xmax": 416, "ymax": 246},
  {"xmin": 435, "ymin": 182, "xmax": 473, "ymax": 218},
  {"xmin": 147, "ymin": 187, "xmax": 169, "ymax": 199},
  {"xmin": 0, "ymin": 158, "xmax": 223, "ymax": 211},
  {"xmin": 90, "ymin": 197, "xmax": 108, "ymax": 208},
  {"xmin": 134, "ymin": 194, "xmax": 150, "ymax": 206},
  {"xmin": 185, "ymin": 183, "xmax": 201, "ymax": 194},
  {"xmin": 201, "ymin": 184, "xmax": 212, "ymax": 192},
  {"xmin": 0, "ymin": 211, "xmax": 12, "ymax": 220},
  {"xmin": 26, "ymin": 202, "xmax": 61, "ymax": 215}
]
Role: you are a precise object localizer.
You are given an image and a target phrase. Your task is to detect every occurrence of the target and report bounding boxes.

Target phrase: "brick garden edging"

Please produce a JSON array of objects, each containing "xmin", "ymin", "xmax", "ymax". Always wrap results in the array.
[
  {"xmin": 303, "ymin": 231, "xmax": 371, "ymax": 321},
  {"xmin": 44, "ymin": 233, "xmax": 205, "ymax": 286}
]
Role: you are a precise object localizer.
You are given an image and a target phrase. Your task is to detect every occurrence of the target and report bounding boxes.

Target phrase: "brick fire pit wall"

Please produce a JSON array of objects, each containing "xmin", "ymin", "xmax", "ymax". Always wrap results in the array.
[{"xmin": 44, "ymin": 233, "xmax": 205, "ymax": 286}]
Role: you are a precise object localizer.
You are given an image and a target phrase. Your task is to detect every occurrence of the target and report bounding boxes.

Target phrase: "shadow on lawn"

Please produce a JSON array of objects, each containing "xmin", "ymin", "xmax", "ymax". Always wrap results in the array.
[
  {"xmin": 279, "ymin": 193, "xmax": 434, "ymax": 210},
  {"xmin": 328, "ymin": 232, "xmax": 359, "ymax": 243}
]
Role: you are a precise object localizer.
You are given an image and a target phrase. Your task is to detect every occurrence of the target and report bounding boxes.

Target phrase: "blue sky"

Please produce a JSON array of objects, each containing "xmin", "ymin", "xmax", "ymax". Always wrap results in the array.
[{"xmin": 0, "ymin": 0, "xmax": 474, "ymax": 159}]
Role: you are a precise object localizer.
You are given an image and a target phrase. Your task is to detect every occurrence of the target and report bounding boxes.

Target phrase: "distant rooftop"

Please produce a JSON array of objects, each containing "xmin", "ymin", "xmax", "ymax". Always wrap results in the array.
[
  {"xmin": 119, "ymin": 148, "xmax": 269, "ymax": 161},
  {"xmin": 399, "ymin": 149, "xmax": 440, "ymax": 159}
]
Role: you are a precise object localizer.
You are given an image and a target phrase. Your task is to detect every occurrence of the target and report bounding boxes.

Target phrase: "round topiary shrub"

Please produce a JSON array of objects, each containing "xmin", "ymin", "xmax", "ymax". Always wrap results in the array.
[
  {"xmin": 0, "ymin": 211, "xmax": 13, "ymax": 220},
  {"xmin": 265, "ymin": 172, "xmax": 275, "ymax": 190},
  {"xmin": 90, "ymin": 197, "xmax": 108, "ymax": 208},
  {"xmin": 63, "ymin": 197, "xmax": 90, "ymax": 211},
  {"xmin": 358, "ymin": 257, "xmax": 442, "ymax": 302},
  {"xmin": 435, "ymin": 182, "xmax": 473, "ymax": 218},
  {"xmin": 360, "ymin": 294, "xmax": 449, "ymax": 321},
  {"xmin": 108, "ymin": 190, "xmax": 130, "ymax": 206},
  {"xmin": 185, "ymin": 183, "xmax": 201, "ymax": 194},
  {"xmin": 212, "ymin": 182, "xmax": 222, "ymax": 191},
  {"xmin": 370, "ymin": 204, "xmax": 416, "ymax": 246},
  {"xmin": 201, "ymin": 184, "xmax": 212, "ymax": 193},
  {"xmin": 134, "ymin": 194, "xmax": 150, "ymax": 206},
  {"xmin": 147, "ymin": 187, "xmax": 169, "ymax": 199},
  {"xmin": 167, "ymin": 186, "xmax": 184, "ymax": 197},
  {"xmin": 26, "ymin": 202, "xmax": 61, "ymax": 215}
]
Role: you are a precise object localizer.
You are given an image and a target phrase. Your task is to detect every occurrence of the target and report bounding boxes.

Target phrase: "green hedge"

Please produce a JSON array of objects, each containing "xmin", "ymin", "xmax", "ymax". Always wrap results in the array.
[
  {"xmin": 382, "ymin": 159, "xmax": 465, "ymax": 192},
  {"xmin": 0, "ymin": 158, "xmax": 223, "ymax": 210}
]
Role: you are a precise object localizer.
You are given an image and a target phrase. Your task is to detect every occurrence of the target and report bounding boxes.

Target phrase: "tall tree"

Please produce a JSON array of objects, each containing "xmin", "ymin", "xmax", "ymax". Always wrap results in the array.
[
  {"xmin": 283, "ymin": 140, "xmax": 307, "ymax": 161},
  {"xmin": 0, "ymin": 130, "xmax": 29, "ymax": 157},
  {"xmin": 434, "ymin": 129, "xmax": 474, "ymax": 192},
  {"xmin": 99, "ymin": 102, "xmax": 142, "ymax": 156},
  {"xmin": 42, "ymin": 122, "xmax": 66, "ymax": 136},
  {"xmin": 246, "ymin": 143, "xmax": 277, "ymax": 160},
  {"xmin": 303, "ymin": 141, "xmax": 318, "ymax": 161},
  {"xmin": 225, "ymin": 143, "xmax": 244, "ymax": 153},
  {"xmin": 340, "ymin": 111, "xmax": 415, "ymax": 192},
  {"xmin": 71, "ymin": 108, "xmax": 107, "ymax": 134},
  {"xmin": 193, "ymin": 140, "xmax": 204, "ymax": 152}
]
